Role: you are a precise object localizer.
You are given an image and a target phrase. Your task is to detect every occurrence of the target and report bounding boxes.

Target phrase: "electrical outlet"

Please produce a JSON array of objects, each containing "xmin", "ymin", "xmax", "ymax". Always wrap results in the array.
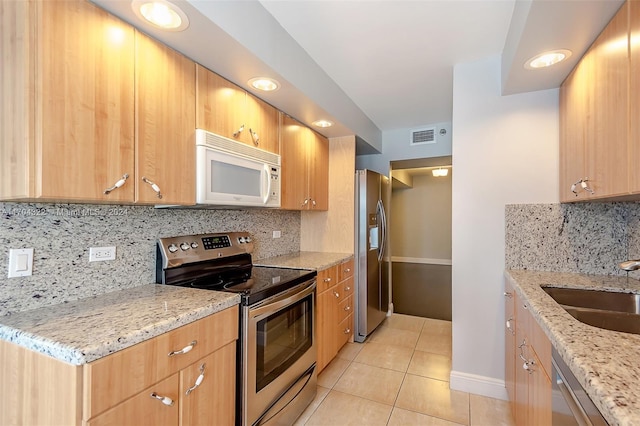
[
  {"xmin": 272, "ymin": 230, "xmax": 281, "ymax": 238},
  {"xmin": 89, "ymin": 246, "xmax": 116, "ymax": 262}
]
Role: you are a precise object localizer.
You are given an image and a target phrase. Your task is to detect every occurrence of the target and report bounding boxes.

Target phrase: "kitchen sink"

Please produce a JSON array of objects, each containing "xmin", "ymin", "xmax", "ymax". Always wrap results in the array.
[{"xmin": 542, "ymin": 287, "xmax": 640, "ymax": 335}]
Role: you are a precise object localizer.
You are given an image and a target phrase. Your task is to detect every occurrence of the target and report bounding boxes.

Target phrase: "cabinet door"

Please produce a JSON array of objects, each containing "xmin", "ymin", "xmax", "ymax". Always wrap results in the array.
[
  {"xmin": 87, "ymin": 374, "xmax": 179, "ymax": 426},
  {"xmin": 585, "ymin": 2, "xmax": 629, "ymax": 199},
  {"xmin": 196, "ymin": 65, "xmax": 248, "ymax": 144},
  {"xmin": 504, "ymin": 284, "xmax": 516, "ymax": 412},
  {"xmin": 280, "ymin": 115, "xmax": 310, "ymax": 210},
  {"xmin": 629, "ymin": 1, "xmax": 640, "ymax": 192},
  {"xmin": 39, "ymin": 0, "xmax": 135, "ymax": 202},
  {"xmin": 135, "ymin": 31, "xmax": 195, "ymax": 205},
  {"xmin": 529, "ymin": 351, "xmax": 552, "ymax": 426},
  {"xmin": 179, "ymin": 342, "xmax": 236, "ymax": 426},
  {"xmin": 246, "ymin": 93, "xmax": 280, "ymax": 154},
  {"xmin": 308, "ymin": 130, "xmax": 329, "ymax": 210},
  {"xmin": 317, "ymin": 287, "xmax": 339, "ymax": 372}
]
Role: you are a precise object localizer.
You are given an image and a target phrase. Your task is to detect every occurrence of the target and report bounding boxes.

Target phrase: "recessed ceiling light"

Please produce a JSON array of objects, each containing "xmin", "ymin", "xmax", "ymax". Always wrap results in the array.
[
  {"xmin": 525, "ymin": 49, "xmax": 572, "ymax": 70},
  {"xmin": 312, "ymin": 120, "xmax": 333, "ymax": 128},
  {"xmin": 131, "ymin": 0, "xmax": 189, "ymax": 31},
  {"xmin": 248, "ymin": 77, "xmax": 280, "ymax": 92}
]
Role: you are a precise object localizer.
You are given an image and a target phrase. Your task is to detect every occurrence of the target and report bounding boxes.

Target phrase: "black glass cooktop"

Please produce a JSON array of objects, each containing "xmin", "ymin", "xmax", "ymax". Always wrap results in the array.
[{"xmin": 181, "ymin": 266, "xmax": 316, "ymax": 305}]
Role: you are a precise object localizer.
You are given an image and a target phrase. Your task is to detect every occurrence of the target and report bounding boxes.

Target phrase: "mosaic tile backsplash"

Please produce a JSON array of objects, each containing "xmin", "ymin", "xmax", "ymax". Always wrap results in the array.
[
  {"xmin": 505, "ymin": 202, "xmax": 640, "ymax": 279},
  {"xmin": 0, "ymin": 202, "xmax": 300, "ymax": 316}
]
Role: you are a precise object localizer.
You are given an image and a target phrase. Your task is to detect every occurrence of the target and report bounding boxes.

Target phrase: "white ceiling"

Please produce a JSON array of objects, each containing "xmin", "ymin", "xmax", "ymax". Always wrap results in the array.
[{"xmin": 91, "ymin": 0, "xmax": 624, "ymax": 154}]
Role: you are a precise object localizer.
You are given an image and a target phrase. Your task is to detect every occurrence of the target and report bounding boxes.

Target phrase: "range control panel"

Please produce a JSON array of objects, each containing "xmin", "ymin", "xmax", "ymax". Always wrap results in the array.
[{"xmin": 158, "ymin": 232, "xmax": 254, "ymax": 269}]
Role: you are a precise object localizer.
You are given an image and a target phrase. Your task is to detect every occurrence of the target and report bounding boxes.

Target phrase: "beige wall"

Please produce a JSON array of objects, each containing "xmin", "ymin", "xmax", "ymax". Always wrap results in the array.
[
  {"xmin": 300, "ymin": 136, "xmax": 356, "ymax": 253},
  {"xmin": 391, "ymin": 171, "xmax": 452, "ymax": 261}
]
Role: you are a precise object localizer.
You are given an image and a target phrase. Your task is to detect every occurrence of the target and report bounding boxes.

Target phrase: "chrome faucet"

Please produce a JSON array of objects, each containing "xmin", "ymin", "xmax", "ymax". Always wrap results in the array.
[{"xmin": 619, "ymin": 260, "xmax": 640, "ymax": 271}]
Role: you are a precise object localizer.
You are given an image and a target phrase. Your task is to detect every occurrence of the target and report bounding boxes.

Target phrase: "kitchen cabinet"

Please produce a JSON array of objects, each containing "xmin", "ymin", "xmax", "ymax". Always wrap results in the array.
[
  {"xmin": 629, "ymin": 0, "xmax": 640, "ymax": 192},
  {"xmin": 196, "ymin": 65, "xmax": 279, "ymax": 154},
  {"xmin": 280, "ymin": 115, "xmax": 329, "ymax": 210},
  {"xmin": 559, "ymin": 1, "xmax": 630, "ymax": 202},
  {"xmin": 317, "ymin": 258, "xmax": 354, "ymax": 372},
  {"xmin": 0, "ymin": 0, "xmax": 197, "ymax": 205},
  {"xmin": 0, "ymin": 305, "xmax": 238, "ymax": 426},
  {"xmin": 1, "ymin": 0, "xmax": 135, "ymax": 202},
  {"xmin": 504, "ymin": 280, "xmax": 551, "ymax": 425},
  {"xmin": 135, "ymin": 31, "xmax": 196, "ymax": 205}
]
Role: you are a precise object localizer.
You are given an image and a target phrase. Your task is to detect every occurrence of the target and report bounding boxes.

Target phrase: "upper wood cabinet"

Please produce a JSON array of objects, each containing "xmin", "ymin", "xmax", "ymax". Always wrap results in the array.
[
  {"xmin": 559, "ymin": 1, "xmax": 630, "ymax": 202},
  {"xmin": 1, "ymin": 0, "xmax": 135, "ymax": 202},
  {"xmin": 135, "ymin": 31, "xmax": 196, "ymax": 205},
  {"xmin": 0, "ymin": 0, "xmax": 197, "ymax": 205},
  {"xmin": 629, "ymin": 0, "xmax": 640, "ymax": 192},
  {"xmin": 280, "ymin": 115, "xmax": 329, "ymax": 210},
  {"xmin": 196, "ymin": 65, "xmax": 279, "ymax": 154}
]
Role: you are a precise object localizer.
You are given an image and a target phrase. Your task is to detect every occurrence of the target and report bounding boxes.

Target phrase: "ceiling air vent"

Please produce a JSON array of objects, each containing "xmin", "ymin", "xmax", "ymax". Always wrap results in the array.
[{"xmin": 410, "ymin": 127, "xmax": 436, "ymax": 145}]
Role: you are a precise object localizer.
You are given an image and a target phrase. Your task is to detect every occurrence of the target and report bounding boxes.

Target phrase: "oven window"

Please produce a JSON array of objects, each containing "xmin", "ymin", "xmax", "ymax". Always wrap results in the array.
[
  {"xmin": 256, "ymin": 295, "xmax": 313, "ymax": 392},
  {"xmin": 211, "ymin": 160, "xmax": 261, "ymax": 196}
]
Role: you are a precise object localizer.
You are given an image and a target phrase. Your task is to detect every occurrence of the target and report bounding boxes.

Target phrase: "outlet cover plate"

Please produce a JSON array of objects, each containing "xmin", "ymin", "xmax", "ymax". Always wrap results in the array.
[{"xmin": 89, "ymin": 246, "xmax": 116, "ymax": 262}]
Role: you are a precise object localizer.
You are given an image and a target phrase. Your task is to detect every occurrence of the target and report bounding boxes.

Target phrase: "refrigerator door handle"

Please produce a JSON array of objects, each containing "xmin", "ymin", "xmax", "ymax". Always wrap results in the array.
[{"xmin": 376, "ymin": 200, "xmax": 387, "ymax": 261}]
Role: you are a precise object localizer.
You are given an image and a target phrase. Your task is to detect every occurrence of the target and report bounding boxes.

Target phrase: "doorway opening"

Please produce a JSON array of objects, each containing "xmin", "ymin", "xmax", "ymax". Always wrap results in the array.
[{"xmin": 390, "ymin": 156, "xmax": 452, "ymax": 321}]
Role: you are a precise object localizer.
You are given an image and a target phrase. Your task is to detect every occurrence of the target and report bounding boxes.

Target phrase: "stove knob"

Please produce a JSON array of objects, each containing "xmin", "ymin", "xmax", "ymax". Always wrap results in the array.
[
  {"xmin": 245, "ymin": 237, "xmax": 252, "ymax": 243},
  {"xmin": 191, "ymin": 242, "xmax": 199, "ymax": 249},
  {"xmin": 168, "ymin": 244, "xmax": 178, "ymax": 253},
  {"xmin": 180, "ymin": 243, "xmax": 190, "ymax": 251},
  {"xmin": 238, "ymin": 237, "xmax": 246, "ymax": 243}
]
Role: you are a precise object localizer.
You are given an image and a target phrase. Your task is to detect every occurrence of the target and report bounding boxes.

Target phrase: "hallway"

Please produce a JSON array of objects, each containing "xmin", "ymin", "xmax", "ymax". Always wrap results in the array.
[{"xmin": 295, "ymin": 314, "xmax": 514, "ymax": 425}]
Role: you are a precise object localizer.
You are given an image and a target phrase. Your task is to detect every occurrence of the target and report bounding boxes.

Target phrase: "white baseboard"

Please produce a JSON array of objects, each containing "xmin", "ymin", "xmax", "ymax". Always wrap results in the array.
[
  {"xmin": 449, "ymin": 370, "xmax": 509, "ymax": 401},
  {"xmin": 391, "ymin": 256, "xmax": 452, "ymax": 265}
]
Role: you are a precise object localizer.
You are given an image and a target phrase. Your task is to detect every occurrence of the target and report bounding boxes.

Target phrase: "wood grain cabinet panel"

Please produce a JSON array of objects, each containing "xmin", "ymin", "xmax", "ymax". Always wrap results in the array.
[
  {"xmin": 280, "ymin": 115, "xmax": 329, "ymax": 210},
  {"xmin": 196, "ymin": 65, "xmax": 279, "ymax": 154},
  {"xmin": 560, "ymin": 1, "xmax": 631, "ymax": 202},
  {"xmin": 135, "ymin": 31, "xmax": 196, "ymax": 205},
  {"xmin": 316, "ymin": 258, "xmax": 354, "ymax": 372},
  {"xmin": 629, "ymin": 0, "xmax": 640, "ymax": 192},
  {"xmin": 1, "ymin": 0, "xmax": 135, "ymax": 202}
]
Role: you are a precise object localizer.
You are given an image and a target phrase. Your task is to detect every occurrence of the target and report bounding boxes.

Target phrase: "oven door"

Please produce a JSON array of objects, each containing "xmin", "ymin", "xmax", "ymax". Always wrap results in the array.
[{"xmin": 243, "ymin": 279, "xmax": 317, "ymax": 426}]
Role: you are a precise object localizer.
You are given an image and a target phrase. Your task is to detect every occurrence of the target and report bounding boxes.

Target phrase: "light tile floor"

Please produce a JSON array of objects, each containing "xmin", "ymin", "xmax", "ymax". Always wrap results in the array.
[{"xmin": 295, "ymin": 314, "xmax": 515, "ymax": 426}]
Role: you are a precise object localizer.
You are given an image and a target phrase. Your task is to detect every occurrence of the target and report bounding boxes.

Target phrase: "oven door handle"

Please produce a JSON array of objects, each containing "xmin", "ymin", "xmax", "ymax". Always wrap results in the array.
[{"xmin": 249, "ymin": 279, "xmax": 316, "ymax": 320}]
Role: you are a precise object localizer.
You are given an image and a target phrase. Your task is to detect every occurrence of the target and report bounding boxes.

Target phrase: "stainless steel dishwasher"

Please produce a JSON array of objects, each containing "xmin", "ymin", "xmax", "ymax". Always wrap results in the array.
[{"xmin": 551, "ymin": 348, "xmax": 608, "ymax": 425}]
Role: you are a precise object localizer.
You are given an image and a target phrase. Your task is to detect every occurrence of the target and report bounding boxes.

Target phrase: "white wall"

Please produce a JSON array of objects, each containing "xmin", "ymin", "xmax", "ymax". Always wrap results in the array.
[
  {"xmin": 391, "ymin": 172, "xmax": 452, "ymax": 262},
  {"xmin": 450, "ymin": 55, "xmax": 559, "ymax": 398}
]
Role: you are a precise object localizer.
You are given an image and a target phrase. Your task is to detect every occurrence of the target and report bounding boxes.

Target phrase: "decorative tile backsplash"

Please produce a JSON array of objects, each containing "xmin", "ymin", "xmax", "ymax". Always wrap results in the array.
[
  {"xmin": 505, "ymin": 202, "xmax": 640, "ymax": 278},
  {"xmin": 0, "ymin": 202, "xmax": 300, "ymax": 316}
]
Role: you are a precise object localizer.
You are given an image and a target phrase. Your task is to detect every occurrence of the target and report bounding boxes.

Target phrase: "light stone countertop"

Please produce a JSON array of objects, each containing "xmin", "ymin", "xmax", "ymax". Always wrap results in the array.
[
  {"xmin": 254, "ymin": 251, "xmax": 353, "ymax": 271},
  {"xmin": 506, "ymin": 270, "xmax": 640, "ymax": 426},
  {"xmin": 0, "ymin": 284, "xmax": 239, "ymax": 365}
]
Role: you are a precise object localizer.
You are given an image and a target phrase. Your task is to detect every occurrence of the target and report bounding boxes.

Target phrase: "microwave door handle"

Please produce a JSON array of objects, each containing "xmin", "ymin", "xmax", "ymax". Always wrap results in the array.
[{"xmin": 263, "ymin": 163, "xmax": 272, "ymax": 205}]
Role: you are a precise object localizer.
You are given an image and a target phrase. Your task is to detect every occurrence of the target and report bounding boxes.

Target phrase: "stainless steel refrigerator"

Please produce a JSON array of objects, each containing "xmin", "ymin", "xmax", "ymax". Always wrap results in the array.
[{"xmin": 354, "ymin": 169, "xmax": 391, "ymax": 343}]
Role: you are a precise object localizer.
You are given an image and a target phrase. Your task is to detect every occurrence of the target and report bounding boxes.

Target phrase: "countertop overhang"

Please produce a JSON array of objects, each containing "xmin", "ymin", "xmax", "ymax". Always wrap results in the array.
[{"xmin": 506, "ymin": 269, "xmax": 640, "ymax": 426}]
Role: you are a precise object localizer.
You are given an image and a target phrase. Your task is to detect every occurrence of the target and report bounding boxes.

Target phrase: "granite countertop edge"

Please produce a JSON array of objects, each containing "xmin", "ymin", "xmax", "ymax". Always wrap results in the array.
[
  {"xmin": 0, "ymin": 285, "xmax": 240, "ymax": 365},
  {"xmin": 254, "ymin": 251, "xmax": 353, "ymax": 271},
  {"xmin": 505, "ymin": 269, "xmax": 640, "ymax": 426}
]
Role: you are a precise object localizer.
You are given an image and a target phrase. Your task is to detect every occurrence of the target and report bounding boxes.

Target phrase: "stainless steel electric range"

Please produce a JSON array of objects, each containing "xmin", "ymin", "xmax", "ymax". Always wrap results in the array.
[{"xmin": 156, "ymin": 232, "xmax": 317, "ymax": 426}]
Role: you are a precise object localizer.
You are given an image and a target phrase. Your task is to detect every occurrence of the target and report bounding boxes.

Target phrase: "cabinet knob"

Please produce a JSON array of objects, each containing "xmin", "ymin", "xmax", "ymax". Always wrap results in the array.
[
  {"xmin": 150, "ymin": 392, "xmax": 174, "ymax": 406},
  {"xmin": 324, "ymin": 277, "xmax": 332, "ymax": 283},
  {"xmin": 503, "ymin": 292, "xmax": 513, "ymax": 298},
  {"xmin": 334, "ymin": 291, "xmax": 340, "ymax": 298},
  {"xmin": 345, "ymin": 286, "xmax": 351, "ymax": 291},
  {"xmin": 103, "ymin": 173, "xmax": 129, "ymax": 195},
  {"xmin": 249, "ymin": 128, "xmax": 259, "ymax": 146},
  {"xmin": 141, "ymin": 177, "xmax": 163, "ymax": 199},
  {"xmin": 344, "ymin": 268, "xmax": 351, "ymax": 273},
  {"xmin": 185, "ymin": 363, "xmax": 206, "ymax": 396},
  {"xmin": 233, "ymin": 124, "xmax": 245, "ymax": 138},
  {"xmin": 168, "ymin": 340, "xmax": 197, "ymax": 357},
  {"xmin": 344, "ymin": 305, "xmax": 351, "ymax": 312},
  {"xmin": 344, "ymin": 328, "xmax": 351, "ymax": 334}
]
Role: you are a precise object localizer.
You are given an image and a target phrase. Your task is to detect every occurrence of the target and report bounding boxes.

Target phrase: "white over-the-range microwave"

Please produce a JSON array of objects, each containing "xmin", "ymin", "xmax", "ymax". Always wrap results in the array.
[{"xmin": 195, "ymin": 129, "xmax": 281, "ymax": 208}]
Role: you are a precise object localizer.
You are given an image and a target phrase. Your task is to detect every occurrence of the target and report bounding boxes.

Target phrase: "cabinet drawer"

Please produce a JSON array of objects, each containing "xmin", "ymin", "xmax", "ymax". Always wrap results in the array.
[
  {"xmin": 87, "ymin": 373, "xmax": 179, "ymax": 426},
  {"xmin": 340, "ymin": 277, "xmax": 354, "ymax": 301},
  {"xmin": 338, "ymin": 295, "xmax": 353, "ymax": 323},
  {"xmin": 338, "ymin": 258, "xmax": 354, "ymax": 282},
  {"xmin": 337, "ymin": 314, "xmax": 353, "ymax": 347},
  {"xmin": 317, "ymin": 265, "xmax": 338, "ymax": 293},
  {"xmin": 83, "ymin": 305, "xmax": 238, "ymax": 419}
]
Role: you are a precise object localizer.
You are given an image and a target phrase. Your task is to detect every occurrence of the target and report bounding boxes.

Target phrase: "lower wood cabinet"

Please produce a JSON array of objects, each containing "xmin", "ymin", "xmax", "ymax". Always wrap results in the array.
[
  {"xmin": 317, "ymin": 258, "xmax": 354, "ymax": 372},
  {"xmin": 504, "ymin": 279, "xmax": 551, "ymax": 425},
  {"xmin": 0, "ymin": 305, "xmax": 238, "ymax": 426}
]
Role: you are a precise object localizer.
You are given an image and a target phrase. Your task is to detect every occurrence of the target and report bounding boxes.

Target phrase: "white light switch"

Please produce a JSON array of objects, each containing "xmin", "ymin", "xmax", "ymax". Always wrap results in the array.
[{"xmin": 8, "ymin": 248, "xmax": 33, "ymax": 278}]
